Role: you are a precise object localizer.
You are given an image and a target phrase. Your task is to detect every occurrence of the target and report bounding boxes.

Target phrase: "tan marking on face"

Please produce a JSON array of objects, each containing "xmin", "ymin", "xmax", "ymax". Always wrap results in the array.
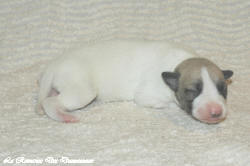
[{"xmin": 173, "ymin": 58, "xmax": 228, "ymax": 123}]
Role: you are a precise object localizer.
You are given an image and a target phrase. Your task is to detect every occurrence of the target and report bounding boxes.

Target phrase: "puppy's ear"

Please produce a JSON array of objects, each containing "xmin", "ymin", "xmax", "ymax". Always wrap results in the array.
[
  {"xmin": 162, "ymin": 72, "xmax": 180, "ymax": 92},
  {"xmin": 222, "ymin": 70, "xmax": 233, "ymax": 80}
]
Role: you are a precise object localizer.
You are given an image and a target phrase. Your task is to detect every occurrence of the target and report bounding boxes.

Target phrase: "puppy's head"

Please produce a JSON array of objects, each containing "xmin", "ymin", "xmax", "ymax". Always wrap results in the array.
[{"xmin": 162, "ymin": 58, "xmax": 233, "ymax": 124}]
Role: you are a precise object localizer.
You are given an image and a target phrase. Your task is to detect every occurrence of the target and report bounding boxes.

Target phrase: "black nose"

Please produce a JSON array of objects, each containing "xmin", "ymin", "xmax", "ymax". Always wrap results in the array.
[{"xmin": 211, "ymin": 112, "xmax": 222, "ymax": 118}]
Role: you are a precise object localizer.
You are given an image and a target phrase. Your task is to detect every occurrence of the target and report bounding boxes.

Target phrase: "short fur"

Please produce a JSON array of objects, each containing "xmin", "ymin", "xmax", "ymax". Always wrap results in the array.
[{"xmin": 37, "ymin": 40, "xmax": 233, "ymax": 123}]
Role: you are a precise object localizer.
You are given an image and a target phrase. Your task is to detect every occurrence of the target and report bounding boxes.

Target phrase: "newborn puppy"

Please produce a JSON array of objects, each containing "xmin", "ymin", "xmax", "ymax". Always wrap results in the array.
[{"xmin": 36, "ymin": 40, "xmax": 233, "ymax": 123}]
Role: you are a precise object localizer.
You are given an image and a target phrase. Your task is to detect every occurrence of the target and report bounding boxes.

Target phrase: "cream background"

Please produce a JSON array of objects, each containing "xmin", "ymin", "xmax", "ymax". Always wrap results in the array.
[{"xmin": 0, "ymin": 0, "xmax": 250, "ymax": 165}]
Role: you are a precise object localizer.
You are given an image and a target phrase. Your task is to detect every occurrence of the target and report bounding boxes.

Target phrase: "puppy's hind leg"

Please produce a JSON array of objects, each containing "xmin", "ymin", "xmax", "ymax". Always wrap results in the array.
[{"xmin": 42, "ymin": 86, "xmax": 96, "ymax": 123}]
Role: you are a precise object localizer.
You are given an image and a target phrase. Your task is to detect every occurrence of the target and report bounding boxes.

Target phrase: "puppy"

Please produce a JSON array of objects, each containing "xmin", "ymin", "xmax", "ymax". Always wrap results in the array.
[{"xmin": 36, "ymin": 40, "xmax": 233, "ymax": 123}]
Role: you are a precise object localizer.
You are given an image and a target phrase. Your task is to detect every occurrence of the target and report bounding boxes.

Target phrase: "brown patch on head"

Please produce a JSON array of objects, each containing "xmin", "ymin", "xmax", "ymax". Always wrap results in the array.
[
  {"xmin": 175, "ymin": 58, "xmax": 225, "ymax": 86},
  {"xmin": 173, "ymin": 58, "xmax": 226, "ymax": 114}
]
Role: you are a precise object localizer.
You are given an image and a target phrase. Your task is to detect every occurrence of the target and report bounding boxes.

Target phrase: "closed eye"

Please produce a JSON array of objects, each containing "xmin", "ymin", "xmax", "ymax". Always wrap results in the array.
[
  {"xmin": 185, "ymin": 89, "xmax": 198, "ymax": 95},
  {"xmin": 216, "ymin": 82, "xmax": 227, "ymax": 98},
  {"xmin": 217, "ymin": 83, "xmax": 226, "ymax": 92},
  {"xmin": 184, "ymin": 82, "xmax": 202, "ymax": 104},
  {"xmin": 185, "ymin": 89, "xmax": 197, "ymax": 93},
  {"xmin": 186, "ymin": 99, "xmax": 194, "ymax": 103},
  {"xmin": 185, "ymin": 89, "xmax": 199, "ymax": 101}
]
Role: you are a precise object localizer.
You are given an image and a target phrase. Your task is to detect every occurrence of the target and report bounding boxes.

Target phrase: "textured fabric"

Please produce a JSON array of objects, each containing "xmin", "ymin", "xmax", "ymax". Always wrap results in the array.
[{"xmin": 1, "ymin": 0, "xmax": 250, "ymax": 165}]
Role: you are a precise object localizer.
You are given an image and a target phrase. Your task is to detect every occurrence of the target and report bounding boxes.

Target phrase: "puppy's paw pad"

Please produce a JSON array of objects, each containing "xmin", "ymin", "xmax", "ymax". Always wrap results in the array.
[{"xmin": 57, "ymin": 112, "xmax": 79, "ymax": 123}]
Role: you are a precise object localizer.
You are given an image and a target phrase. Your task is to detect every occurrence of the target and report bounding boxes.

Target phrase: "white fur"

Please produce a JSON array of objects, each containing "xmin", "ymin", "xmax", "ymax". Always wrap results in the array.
[{"xmin": 37, "ymin": 40, "xmax": 194, "ymax": 122}]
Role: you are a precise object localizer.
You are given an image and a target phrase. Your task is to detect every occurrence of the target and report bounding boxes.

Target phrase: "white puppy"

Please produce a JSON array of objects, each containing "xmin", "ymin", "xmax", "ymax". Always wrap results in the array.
[{"xmin": 37, "ymin": 40, "xmax": 233, "ymax": 123}]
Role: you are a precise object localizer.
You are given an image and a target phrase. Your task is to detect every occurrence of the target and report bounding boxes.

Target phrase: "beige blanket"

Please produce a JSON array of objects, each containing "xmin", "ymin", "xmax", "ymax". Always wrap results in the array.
[{"xmin": 1, "ymin": 0, "xmax": 250, "ymax": 165}]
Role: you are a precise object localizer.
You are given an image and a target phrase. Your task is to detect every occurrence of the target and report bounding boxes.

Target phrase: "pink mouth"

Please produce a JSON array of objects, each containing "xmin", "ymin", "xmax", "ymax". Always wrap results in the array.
[{"xmin": 198, "ymin": 117, "xmax": 226, "ymax": 124}]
